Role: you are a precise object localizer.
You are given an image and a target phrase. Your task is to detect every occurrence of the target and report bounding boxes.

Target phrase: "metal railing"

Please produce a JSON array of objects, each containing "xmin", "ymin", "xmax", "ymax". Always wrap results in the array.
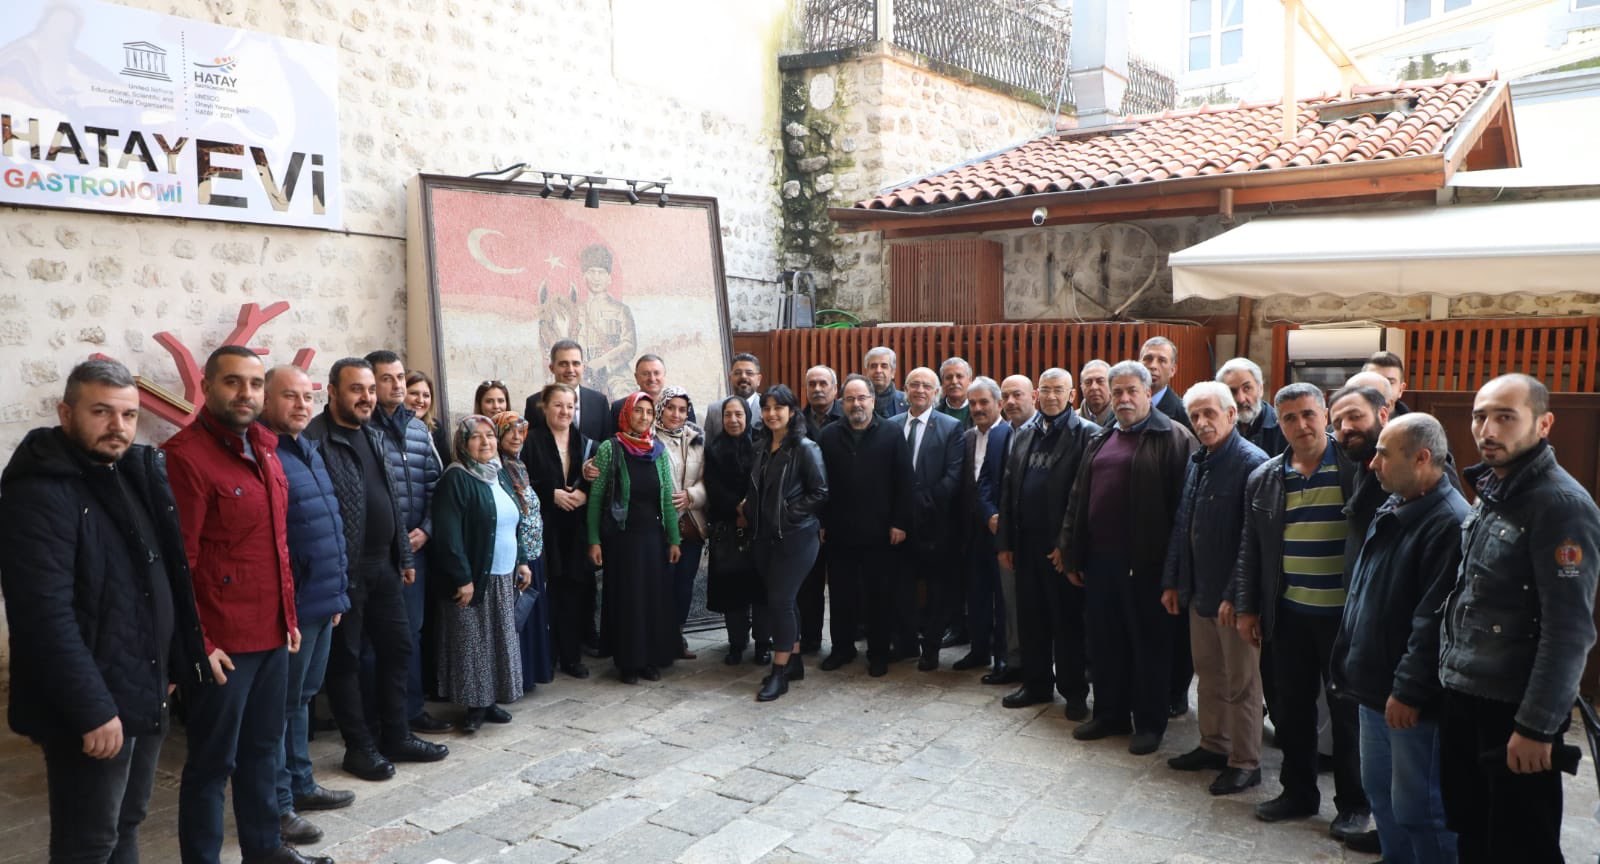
[{"xmin": 1122, "ymin": 56, "xmax": 1179, "ymax": 117}]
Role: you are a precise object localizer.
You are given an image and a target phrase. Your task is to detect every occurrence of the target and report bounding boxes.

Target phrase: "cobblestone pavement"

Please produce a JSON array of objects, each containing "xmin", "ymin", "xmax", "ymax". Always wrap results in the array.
[{"xmin": 4, "ymin": 629, "xmax": 1600, "ymax": 863}]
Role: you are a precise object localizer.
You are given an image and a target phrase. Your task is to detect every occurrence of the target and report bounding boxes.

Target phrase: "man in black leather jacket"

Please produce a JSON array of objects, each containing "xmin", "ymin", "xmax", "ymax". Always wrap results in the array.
[{"xmin": 1435, "ymin": 374, "xmax": 1599, "ymax": 863}]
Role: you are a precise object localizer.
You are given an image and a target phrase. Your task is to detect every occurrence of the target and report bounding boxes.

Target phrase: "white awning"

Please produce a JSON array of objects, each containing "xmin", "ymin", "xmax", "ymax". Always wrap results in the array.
[{"xmin": 1169, "ymin": 198, "xmax": 1600, "ymax": 301}]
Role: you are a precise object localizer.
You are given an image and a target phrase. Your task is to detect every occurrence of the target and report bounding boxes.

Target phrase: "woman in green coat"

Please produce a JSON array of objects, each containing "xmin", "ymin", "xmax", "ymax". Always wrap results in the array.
[
  {"xmin": 431, "ymin": 415, "xmax": 533, "ymax": 731},
  {"xmin": 587, "ymin": 391, "xmax": 682, "ymax": 684}
]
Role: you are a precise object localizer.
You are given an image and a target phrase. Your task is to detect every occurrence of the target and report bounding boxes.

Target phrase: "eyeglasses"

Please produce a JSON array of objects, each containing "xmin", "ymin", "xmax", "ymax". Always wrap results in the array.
[{"xmin": 479, "ymin": 380, "xmax": 506, "ymax": 388}]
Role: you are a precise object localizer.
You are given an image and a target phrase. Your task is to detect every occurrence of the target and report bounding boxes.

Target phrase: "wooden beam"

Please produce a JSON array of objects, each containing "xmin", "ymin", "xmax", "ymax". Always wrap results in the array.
[
  {"xmin": 1235, "ymin": 297, "xmax": 1255, "ymax": 360},
  {"xmin": 1282, "ymin": 0, "xmax": 1369, "ymax": 97}
]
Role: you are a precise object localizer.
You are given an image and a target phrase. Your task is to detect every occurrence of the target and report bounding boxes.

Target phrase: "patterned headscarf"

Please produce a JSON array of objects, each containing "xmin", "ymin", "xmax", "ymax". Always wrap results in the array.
[
  {"xmin": 493, "ymin": 410, "xmax": 532, "ymax": 512},
  {"xmin": 614, "ymin": 391, "xmax": 659, "ymax": 459},
  {"xmin": 449, "ymin": 415, "xmax": 500, "ymax": 484},
  {"xmin": 653, "ymin": 385, "xmax": 703, "ymax": 443}
]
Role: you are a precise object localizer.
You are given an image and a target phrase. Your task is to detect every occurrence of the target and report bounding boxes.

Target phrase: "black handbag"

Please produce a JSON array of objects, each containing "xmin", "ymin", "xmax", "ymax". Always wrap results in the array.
[{"xmin": 709, "ymin": 521, "xmax": 754, "ymax": 577}]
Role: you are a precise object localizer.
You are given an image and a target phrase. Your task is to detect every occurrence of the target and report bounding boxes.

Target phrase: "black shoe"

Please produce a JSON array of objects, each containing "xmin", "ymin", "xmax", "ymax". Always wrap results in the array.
[
  {"xmin": 460, "ymin": 708, "xmax": 484, "ymax": 733},
  {"xmin": 1168, "ymin": 699, "xmax": 1189, "ymax": 718},
  {"xmin": 1254, "ymin": 793, "xmax": 1320, "ymax": 822},
  {"xmin": 1063, "ymin": 700, "xmax": 1090, "ymax": 722},
  {"xmin": 757, "ymin": 665, "xmax": 788, "ymax": 702},
  {"xmin": 786, "ymin": 654, "xmax": 805, "ymax": 681},
  {"xmin": 917, "ymin": 651, "xmax": 938, "ymax": 672},
  {"xmin": 868, "ymin": 658, "xmax": 889, "ymax": 677},
  {"xmin": 980, "ymin": 662, "xmax": 1018, "ymax": 685},
  {"xmin": 724, "ymin": 647, "xmax": 745, "ymax": 666},
  {"xmin": 409, "ymin": 711, "xmax": 453, "ymax": 734},
  {"xmin": 1167, "ymin": 746, "xmax": 1229, "ymax": 772},
  {"xmin": 1129, "ymin": 732, "xmax": 1163, "ymax": 755},
  {"xmin": 293, "ymin": 784, "xmax": 355, "ymax": 811},
  {"xmin": 279, "ymin": 811, "xmax": 322, "ymax": 845},
  {"xmin": 561, "ymin": 661, "xmax": 592, "ymax": 679},
  {"xmin": 820, "ymin": 650, "xmax": 857, "ymax": 671},
  {"xmin": 951, "ymin": 652, "xmax": 986, "ymax": 671},
  {"xmin": 1071, "ymin": 718, "xmax": 1132, "ymax": 741},
  {"xmin": 753, "ymin": 644, "xmax": 773, "ymax": 666},
  {"xmin": 484, "ymin": 705, "xmax": 513, "ymax": 724},
  {"xmin": 1329, "ymin": 809, "xmax": 1373, "ymax": 842},
  {"xmin": 242, "ymin": 847, "xmax": 334, "ymax": 864},
  {"xmin": 888, "ymin": 645, "xmax": 920, "ymax": 663},
  {"xmin": 1342, "ymin": 828, "xmax": 1381, "ymax": 853},
  {"xmin": 341, "ymin": 746, "xmax": 395, "ymax": 781},
  {"xmin": 640, "ymin": 666, "xmax": 661, "ymax": 682},
  {"xmin": 940, "ymin": 628, "xmax": 970, "ymax": 649},
  {"xmin": 1001, "ymin": 687, "xmax": 1053, "ymax": 709},
  {"xmin": 381, "ymin": 735, "xmax": 448, "ymax": 763},
  {"xmin": 620, "ymin": 671, "xmax": 640, "ymax": 685},
  {"xmin": 1209, "ymin": 767, "xmax": 1262, "ymax": 796}
]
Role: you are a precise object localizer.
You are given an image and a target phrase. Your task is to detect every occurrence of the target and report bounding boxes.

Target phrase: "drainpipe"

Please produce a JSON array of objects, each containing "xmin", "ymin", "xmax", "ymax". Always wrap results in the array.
[{"xmin": 1067, "ymin": 0, "xmax": 1129, "ymax": 128}]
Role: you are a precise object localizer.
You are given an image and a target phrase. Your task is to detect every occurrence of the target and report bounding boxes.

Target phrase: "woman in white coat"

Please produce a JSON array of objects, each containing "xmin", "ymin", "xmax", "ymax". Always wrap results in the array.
[{"xmin": 655, "ymin": 385, "xmax": 708, "ymax": 659}]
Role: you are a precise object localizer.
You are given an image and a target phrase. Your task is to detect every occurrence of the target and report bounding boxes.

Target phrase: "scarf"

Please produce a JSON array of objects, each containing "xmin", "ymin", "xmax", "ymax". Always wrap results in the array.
[
  {"xmin": 493, "ymin": 411, "xmax": 532, "ymax": 514},
  {"xmin": 654, "ymin": 385, "xmax": 704, "ymax": 444},
  {"xmin": 709, "ymin": 396, "xmax": 756, "ymax": 474},
  {"xmin": 615, "ymin": 391, "xmax": 659, "ymax": 459},
  {"xmin": 449, "ymin": 415, "xmax": 501, "ymax": 484}
]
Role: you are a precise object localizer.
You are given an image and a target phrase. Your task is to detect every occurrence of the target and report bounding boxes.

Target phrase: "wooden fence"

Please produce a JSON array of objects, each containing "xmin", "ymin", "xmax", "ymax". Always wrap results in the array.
[{"xmin": 738, "ymin": 322, "xmax": 1215, "ymax": 395}]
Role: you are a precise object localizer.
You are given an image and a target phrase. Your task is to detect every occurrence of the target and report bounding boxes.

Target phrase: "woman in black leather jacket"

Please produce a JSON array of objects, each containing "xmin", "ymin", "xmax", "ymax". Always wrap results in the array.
[{"xmin": 744, "ymin": 385, "xmax": 828, "ymax": 702}]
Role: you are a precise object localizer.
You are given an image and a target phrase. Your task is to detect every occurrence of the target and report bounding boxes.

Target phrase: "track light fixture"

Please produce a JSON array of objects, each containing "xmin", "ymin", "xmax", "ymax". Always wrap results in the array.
[
  {"xmin": 584, "ymin": 184, "xmax": 601, "ymax": 209},
  {"xmin": 624, "ymin": 183, "xmax": 641, "ymax": 205}
]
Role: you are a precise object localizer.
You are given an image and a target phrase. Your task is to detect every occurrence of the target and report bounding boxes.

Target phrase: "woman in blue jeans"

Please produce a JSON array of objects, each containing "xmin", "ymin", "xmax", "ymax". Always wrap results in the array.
[
  {"xmin": 654, "ymin": 386, "xmax": 708, "ymax": 659},
  {"xmin": 744, "ymin": 385, "xmax": 828, "ymax": 702}
]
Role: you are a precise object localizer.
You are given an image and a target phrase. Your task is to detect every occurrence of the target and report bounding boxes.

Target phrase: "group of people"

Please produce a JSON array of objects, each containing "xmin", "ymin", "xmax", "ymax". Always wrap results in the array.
[{"xmin": 3, "ymin": 333, "xmax": 1596, "ymax": 864}]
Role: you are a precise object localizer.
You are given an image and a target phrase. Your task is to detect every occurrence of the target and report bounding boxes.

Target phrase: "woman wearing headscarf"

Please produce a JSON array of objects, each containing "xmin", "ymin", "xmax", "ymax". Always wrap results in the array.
[
  {"xmin": 654, "ymin": 385, "xmax": 708, "ymax": 660},
  {"xmin": 429, "ymin": 416, "xmax": 532, "ymax": 731},
  {"xmin": 494, "ymin": 410, "xmax": 551, "ymax": 690},
  {"xmin": 705, "ymin": 395, "xmax": 770, "ymax": 665},
  {"xmin": 586, "ymin": 391, "xmax": 682, "ymax": 684},
  {"xmin": 746, "ymin": 385, "xmax": 828, "ymax": 702},
  {"xmin": 522, "ymin": 383, "xmax": 595, "ymax": 679}
]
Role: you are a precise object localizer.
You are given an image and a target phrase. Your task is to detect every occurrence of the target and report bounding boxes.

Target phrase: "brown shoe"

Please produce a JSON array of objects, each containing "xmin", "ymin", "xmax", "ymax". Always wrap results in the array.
[{"xmin": 679, "ymin": 637, "xmax": 697, "ymax": 661}]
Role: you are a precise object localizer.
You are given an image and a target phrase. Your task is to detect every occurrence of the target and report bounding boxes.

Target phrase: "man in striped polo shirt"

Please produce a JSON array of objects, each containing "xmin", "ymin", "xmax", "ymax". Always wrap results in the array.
[{"xmin": 1231, "ymin": 383, "xmax": 1370, "ymax": 837}]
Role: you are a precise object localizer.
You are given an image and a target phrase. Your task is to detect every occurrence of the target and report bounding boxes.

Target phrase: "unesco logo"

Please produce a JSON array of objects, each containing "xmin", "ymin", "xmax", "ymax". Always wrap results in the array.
[{"xmin": 120, "ymin": 41, "xmax": 171, "ymax": 82}]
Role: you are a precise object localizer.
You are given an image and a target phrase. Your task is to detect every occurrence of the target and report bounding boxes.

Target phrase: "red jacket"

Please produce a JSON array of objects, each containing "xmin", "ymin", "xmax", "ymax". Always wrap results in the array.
[{"xmin": 163, "ymin": 410, "xmax": 297, "ymax": 654}]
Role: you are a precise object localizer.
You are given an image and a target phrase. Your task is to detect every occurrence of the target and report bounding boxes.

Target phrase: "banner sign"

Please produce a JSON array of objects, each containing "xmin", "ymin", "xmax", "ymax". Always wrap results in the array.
[{"xmin": 0, "ymin": 0, "xmax": 340, "ymax": 229}]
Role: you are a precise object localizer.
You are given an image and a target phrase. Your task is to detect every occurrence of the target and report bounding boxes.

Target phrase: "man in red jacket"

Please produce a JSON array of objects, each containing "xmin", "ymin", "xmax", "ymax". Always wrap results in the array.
[{"xmin": 164, "ymin": 345, "xmax": 330, "ymax": 864}]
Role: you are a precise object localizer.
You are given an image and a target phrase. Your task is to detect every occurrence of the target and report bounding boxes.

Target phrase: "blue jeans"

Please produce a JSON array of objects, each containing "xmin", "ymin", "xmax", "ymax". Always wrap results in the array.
[
  {"xmin": 1359, "ymin": 705, "xmax": 1457, "ymax": 864},
  {"xmin": 277, "ymin": 615, "xmax": 335, "ymax": 811},
  {"xmin": 179, "ymin": 647, "xmax": 288, "ymax": 864}
]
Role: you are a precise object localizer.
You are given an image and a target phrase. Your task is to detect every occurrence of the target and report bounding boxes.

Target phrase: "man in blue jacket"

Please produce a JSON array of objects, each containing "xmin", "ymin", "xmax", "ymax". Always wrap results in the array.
[
  {"xmin": 1161, "ymin": 381, "xmax": 1268, "ymax": 795},
  {"xmin": 953, "ymin": 377, "xmax": 1011, "ymax": 675},
  {"xmin": 262, "ymin": 366, "xmax": 355, "ymax": 847},
  {"xmin": 365, "ymin": 350, "xmax": 447, "ymax": 735}
]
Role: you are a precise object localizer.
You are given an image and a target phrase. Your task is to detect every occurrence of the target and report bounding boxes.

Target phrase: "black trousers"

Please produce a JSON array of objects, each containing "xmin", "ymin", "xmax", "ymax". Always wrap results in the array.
[
  {"xmin": 896, "ymin": 544, "xmax": 954, "ymax": 656},
  {"xmin": 798, "ymin": 553, "xmax": 826, "ymax": 650},
  {"xmin": 1013, "ymin": 542, "xmax": 1087, "ymax": 702},
  {"xmin": 965, "ymin": 535, "xmax": 1005, "ymax": 661},
  {"xmin": 1084, "ymin": 555, "xmax": 1172, "ymax": 734},
  {"xmin": 326, "ymin": 569, "xmax": 413, "ymax": 751},
  {"xmin": 1271, "ymin": 604, "xmax": 1365, "ymax": 812},
  {"xmin": 829, "ymin": 542, "xmax": 897, "ymax": 661},
  {"xmin": 1440, "ymin": 688, "xmax": 1566, "ymax": 863},
  {"xmin": 39, "ymin": 722, "xmax": 164, "ymax": 864},
  {"xmin": 756, "ymin": 529, "xmax": 820, "ymax": 650}
]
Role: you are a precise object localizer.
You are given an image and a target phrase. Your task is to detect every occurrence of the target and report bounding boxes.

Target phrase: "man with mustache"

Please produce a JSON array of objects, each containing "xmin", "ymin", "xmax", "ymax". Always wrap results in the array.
[
  {"xmin": 164, "ymin": 346, "xmax": 330, "ymax": 864},
  {"xmin": 1435, "ymin": 374, "xmax": 1599, "ymax": 862},
  {"xmin": 953, "ymin": 377, "xmax": 1011, "ymax": 674},
  {"xmin": 864, "ymin": 346, "xmax": 909, "ymax": 419},
  {"xmin": 1076, "ymin": 359, "xmax": 1114, "ymax": 428},
  {"xmin": 985, "ymin": 374, "xmax": 1040, "ymax": 685},
  {"xmin": 1160, "ymin": 381, "xmax": 1269, "ymax": 795},
  {"xmin": 1, "ymin": 359, "xmax": 210, "ymax": 864},
  {"xmin": 1063, "ymin": 361, "xmax": 1196, "ymax": 754},
  {"xmin": 306, "ymin": 358, "xmax": 448, "ymax": 782},
  {"xmin": 261, "ymin": 366, "xmax": 355, "ymax": 847}
]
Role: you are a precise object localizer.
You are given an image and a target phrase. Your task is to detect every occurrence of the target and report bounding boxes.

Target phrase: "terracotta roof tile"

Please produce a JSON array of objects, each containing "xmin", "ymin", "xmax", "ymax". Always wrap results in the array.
[{"xmin": 855, "ymin": 76, "xmax": 1497, "ymax": 211}]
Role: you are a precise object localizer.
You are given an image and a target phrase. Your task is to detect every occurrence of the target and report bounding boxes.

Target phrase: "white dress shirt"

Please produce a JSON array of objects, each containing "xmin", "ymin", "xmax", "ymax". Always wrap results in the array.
[{"xmin": 904, "ymin": 405, "xmax": 935, "ymax": 468}]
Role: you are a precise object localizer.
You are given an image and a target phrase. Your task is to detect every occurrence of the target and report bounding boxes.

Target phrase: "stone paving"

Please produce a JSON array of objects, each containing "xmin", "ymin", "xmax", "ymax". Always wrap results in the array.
[{"xmin": 4, "ymin": 629, "xmax": 1600, "ymax": 863}]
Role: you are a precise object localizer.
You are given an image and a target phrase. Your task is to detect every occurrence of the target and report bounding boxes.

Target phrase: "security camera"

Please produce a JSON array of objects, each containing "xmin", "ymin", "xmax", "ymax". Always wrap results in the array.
[{"xmin": 1031, "ymin": 206, "xmax": 1048, "ymax": 226}]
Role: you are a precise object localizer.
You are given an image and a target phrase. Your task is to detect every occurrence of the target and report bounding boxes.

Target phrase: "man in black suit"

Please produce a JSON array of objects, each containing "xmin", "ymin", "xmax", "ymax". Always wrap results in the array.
[
  {"xmin": 1141, "ymin": 335, "xmax": 1196, "ymax": 717},
  {"xmin": 606, "ymin": 353, "xmax": 694, "ymax": 435},
  {"xmin": 817, "ymin": 375, "xmax": 912, "ymax": 677},
  {"xmin": 953, "ymin": 377, "xmax": 1012, "ymax": 674},
  {"xmin": 524, "ymin": 339, "xmax": 610, "ymax": 442},
  {"xmin": 796, "ymin": 364, "xmax": 840, "ymax": 654},
  {"xmin": 865, "ymin": 346, "xmax": 909, "ymax": 419},
  {"xmin": 996, "ymin": 368, "xmax": 1096, "ymax": 719},
  {"xmin": 886, "ymin": 366, "xmax": 964, "ymax": 671},
  {"xmin": 703, "ymin": 353, "xmax": 765, "ymax": 440},
  {"xmin": 800, "ymin": 365, "xmax": 843, "ymax": 439}
]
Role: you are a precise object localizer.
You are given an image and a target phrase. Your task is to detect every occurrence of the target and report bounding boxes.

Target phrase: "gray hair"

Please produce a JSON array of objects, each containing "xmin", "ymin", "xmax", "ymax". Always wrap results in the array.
[
  {"xmin": 1039, "ymin": 367, "xmax": 1074, "ymax": 388},
  {"xmin": 1274, "ymin": 382, "xmax": 1326, "ymax": 410},
  {"xmin": 64, "ymin": 358, "xmax": 136, "ymax": 404},
  {"xmin": 1182, "ymin": 381, "xmax": 1236, "ymax": 413},
  {"xmin": 1140, "ymin": 336, "xmax": 1177, "ymax": 360},
  {"xmin": 1216, "ymin": 357, "xmax": 1264, "ymax": 386},
  {"xmin": 1388, "ymin": 413, "xmax": 1449, "ymax": 465},
  {"xmin": 1080, "ymin": 358, "xmax": 1110, "ymax": 377},
  {"xmin": 968, "ymin": 376, "xmax": 1001, "ymax": 403},
  {"xmin": 264, "ymin": 364, "xmax": 310, "ymax": 388},
  {"xmin": 805, "ymin": 364, "xmax": 838, "ymax": 388},
  {"xmin": 864, "ymin": 346, "xmax": 897, "ymax": 369},
  {"xmin": 1106, "ymin": 361, "xmax": 1151, "ymax": 391},
  {"xmin": 939, "ymin": 356, "xmax": 973, "ymax": 379}
]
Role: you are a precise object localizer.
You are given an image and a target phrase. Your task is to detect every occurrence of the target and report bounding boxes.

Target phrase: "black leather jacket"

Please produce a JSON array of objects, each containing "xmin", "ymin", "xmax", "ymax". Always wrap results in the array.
[
  {"xmin": 746, "ymin": 430, "xmax": 828, "ymax": 542},
  {"xmin": 1438, "ymin": 443, "xmax": 1600, "ymax": 741}
]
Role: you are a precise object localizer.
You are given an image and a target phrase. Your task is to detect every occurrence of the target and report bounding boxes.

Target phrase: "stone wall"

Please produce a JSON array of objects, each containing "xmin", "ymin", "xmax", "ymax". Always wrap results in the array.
[{"xmin": 779, "ymin": 44, "xmax": 1066, "ymax": 320}]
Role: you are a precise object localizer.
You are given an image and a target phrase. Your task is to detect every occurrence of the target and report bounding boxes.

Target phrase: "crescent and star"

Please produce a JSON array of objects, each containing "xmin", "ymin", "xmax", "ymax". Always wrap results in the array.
[{"xmin": 466, "ymin": 228, "xmax": 525, "ymax": 275}]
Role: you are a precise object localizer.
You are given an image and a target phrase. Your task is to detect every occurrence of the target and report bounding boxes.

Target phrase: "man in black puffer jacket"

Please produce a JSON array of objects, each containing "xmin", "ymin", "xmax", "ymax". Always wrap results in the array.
[
  {"xmin": 1, "ymin": 359, "xmax": 209, "ymax": 863},
  {"xmin": 365, "ymin": 350, "xmax": 446, "ymax": 735}
]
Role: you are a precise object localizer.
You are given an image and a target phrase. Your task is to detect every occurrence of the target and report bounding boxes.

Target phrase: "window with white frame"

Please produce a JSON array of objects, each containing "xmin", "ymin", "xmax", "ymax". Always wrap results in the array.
[
  {"xmin": 1576, "ymin": 0, "xmax": 1600, "ymax": 9},
  {"xmin": 1403, "ymin": 0, "xmax": 1472, "ymax": 25},
  {"xmin": 1187, "ymin": 0, "xmax": 1244, "ymax": 71}
]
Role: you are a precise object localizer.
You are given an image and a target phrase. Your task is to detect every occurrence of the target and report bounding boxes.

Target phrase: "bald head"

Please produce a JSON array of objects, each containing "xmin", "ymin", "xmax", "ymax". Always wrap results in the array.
[
  {"xmin": 905, "ymin": 366, "xmax": 939, "ymax": 413},
  {"xmin": 262, "ymin": 364, "xmax": 315, "ymax": 437},
  {"xmin": 1000, "ymin": 374, "xmax": 1037, "ymax": 427},
  {"xmin": 1346, "ymin": 371, "xmax": 1394, "ymax": 402},
  {"xmin": 1372, "ymin": 412, "xmax": 1450, "ymax": 499}
]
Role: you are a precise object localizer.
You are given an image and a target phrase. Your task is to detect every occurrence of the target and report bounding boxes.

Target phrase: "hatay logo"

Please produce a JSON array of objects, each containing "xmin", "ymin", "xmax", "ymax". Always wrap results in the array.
[{"xmin": 193, "ymin": 55, "xmax": 240, "ymax": 90}]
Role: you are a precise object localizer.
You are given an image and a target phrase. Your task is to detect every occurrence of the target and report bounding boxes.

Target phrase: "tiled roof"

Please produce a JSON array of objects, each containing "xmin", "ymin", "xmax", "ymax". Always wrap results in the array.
[{"xmin": 855, "ymin": 74, "xmax": 1497, "ymax": 211}]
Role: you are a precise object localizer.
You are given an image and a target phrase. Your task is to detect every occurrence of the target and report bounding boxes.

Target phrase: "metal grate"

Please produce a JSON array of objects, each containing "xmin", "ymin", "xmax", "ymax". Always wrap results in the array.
[
  {"xmin": 801, "ymin": 0, "xmax": 877, "ymax": 52},
  {"xmin": 1121, "ymin": 56, "xmax": 1179, "ymax": 116},
  {"xmin": 892, "ymin": 0, "xmax": 1071, "ymax": 103}
]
